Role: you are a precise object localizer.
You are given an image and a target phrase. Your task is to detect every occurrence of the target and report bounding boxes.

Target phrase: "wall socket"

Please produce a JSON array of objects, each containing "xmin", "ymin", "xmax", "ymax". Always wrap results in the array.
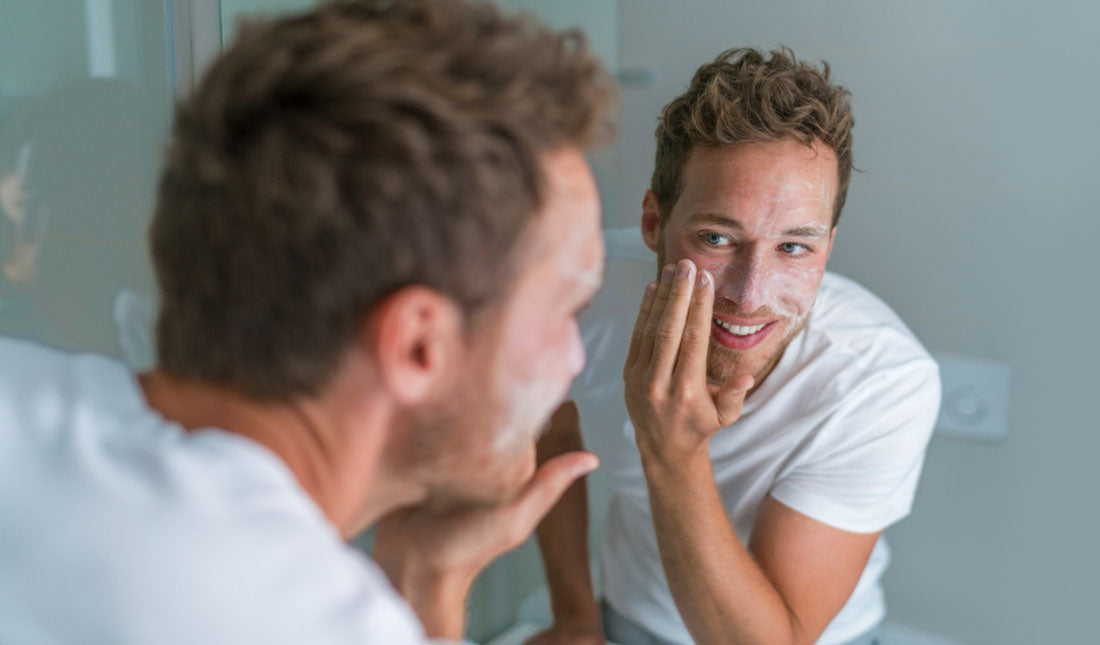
[{"xmin": 932, "ymin": 354, "xmax": 1012, "ymax": 442}]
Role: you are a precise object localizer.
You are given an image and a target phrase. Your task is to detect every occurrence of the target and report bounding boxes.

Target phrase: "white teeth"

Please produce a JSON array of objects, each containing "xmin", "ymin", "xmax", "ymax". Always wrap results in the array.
[{"xmin": 714, "ymin": 318, "xmax": 766, "ymax": 336}]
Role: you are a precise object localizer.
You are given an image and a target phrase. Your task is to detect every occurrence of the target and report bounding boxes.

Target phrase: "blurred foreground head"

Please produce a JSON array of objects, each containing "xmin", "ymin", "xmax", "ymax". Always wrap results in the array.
[
  {"xmin": 150, "ymin": 0, "xmax": 616, "ymax": 505},
  {"xmin": 152, "ymin": 0, "xmax": 615, "ymax": 399}
]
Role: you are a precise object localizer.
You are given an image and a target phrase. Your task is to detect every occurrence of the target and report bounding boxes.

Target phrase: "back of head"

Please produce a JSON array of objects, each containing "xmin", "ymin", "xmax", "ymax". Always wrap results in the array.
[
  {"xmin": 651, "ymin": 47, "xmax": 854, "ymax": 227},
  {"xmin": 151, "ymin": 0, "xmax": 616, "ymax": 400}
]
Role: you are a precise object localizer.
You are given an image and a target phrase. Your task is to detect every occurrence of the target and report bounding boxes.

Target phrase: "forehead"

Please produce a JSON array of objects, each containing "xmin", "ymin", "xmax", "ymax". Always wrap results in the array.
[{"xmin": 673, "ymin": 139, "xmax": 838, "ymax": 230}]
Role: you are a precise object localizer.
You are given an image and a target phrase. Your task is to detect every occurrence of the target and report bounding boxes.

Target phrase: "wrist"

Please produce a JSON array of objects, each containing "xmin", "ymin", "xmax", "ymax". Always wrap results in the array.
[
  {"xmin": 636, "ymin": 436, "xmax": 710, "ymax": 474},
  {"xmin": 551, "ymin": 598, "xmax": 602, "ymax": 631},
  {"xmin": 394, "ymin": 567, "xmax": 474, "ymax": 640},
  {"xmin": 552, "ymin": 615, "xmax": 605, "ymax": 640}
]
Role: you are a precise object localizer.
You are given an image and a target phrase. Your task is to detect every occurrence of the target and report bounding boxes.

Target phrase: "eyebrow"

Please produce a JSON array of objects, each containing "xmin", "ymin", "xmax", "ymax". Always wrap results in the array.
[{"xmin": 687, "ymin": 212, "xmax": 830, "ymax": 239}]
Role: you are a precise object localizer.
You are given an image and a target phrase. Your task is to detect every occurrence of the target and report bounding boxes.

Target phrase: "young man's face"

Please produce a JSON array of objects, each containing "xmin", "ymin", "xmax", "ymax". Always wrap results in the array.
[
  {"xmin": 644, "ymin": 139, "xmax": 838, "ymax": 389},
  {"xmin": 431, "ymin": 147, "xmax": 604, "ymax": 504}
]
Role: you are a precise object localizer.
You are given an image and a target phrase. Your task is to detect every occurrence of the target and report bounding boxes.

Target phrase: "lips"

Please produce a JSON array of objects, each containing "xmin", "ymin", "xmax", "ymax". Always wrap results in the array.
[
  {"xmin": 713, "ymin": 319, "xmax": 766, "ymax": 336},
  {"xmin": 711, "ymin": 316, "xmax": 777, "ymax": 350}
]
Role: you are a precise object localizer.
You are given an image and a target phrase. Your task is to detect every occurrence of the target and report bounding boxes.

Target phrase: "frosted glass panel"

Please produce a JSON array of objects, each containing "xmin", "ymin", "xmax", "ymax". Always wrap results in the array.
[{"xmin": 0, "ymin": 0, "xmax": 173, "ymax": 369}]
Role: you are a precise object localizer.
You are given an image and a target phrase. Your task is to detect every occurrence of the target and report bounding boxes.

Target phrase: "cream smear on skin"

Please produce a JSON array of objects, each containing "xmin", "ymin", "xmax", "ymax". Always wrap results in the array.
[
  {"xmin": 664, "ymin": 142, "xmax": 838, "ymax": 388},
  {"xmin": 708, "ymin": 178, "xmax": 832, "ymax": 336},
  {"xmin": 491, "ymin": 260, "xmax": 595, "ymax": 455}
]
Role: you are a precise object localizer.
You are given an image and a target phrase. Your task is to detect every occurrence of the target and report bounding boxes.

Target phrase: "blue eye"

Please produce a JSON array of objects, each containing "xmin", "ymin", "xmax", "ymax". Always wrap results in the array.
[
  {"xmin": 702, "ymin": 232, "xmax": 730, "ymax": 246},
  {"xmin": 780, "ymin": 242, "xmax": 808, "ymax": 256}
]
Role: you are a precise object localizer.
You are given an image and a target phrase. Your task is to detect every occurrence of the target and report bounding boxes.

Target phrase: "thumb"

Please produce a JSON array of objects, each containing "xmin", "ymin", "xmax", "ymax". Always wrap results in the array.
[
  {"xmin": 508, "ymin": 451, "xmax": 599, "ymax": 538},
  {"xmin": 714, "ymin": 374, "xmax": 754, "ymax": 426}
]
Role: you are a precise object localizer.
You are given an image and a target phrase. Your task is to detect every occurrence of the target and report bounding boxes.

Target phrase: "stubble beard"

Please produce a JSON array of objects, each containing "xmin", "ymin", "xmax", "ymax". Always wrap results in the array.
[
  {"xmin": 401, "ymin": 348, "xmax": 511, "ymax": 508},
  {"xmin": 704, "ymin": 307, "xmax": 813, "ymax": 390}
]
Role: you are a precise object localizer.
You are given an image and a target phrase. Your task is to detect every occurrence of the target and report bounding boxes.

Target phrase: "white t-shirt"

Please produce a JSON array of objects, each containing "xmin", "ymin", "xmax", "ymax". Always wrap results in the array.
[
  {"xmin": 0, "ymin": 337, "xmax": 429, "ymax": 645},
  {"xmin": 573, "ymin": 228, "xmax": 941, "ymax": 645}
]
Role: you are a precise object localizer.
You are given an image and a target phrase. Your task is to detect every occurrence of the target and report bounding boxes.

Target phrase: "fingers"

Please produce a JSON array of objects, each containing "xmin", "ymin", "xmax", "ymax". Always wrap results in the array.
[
  {"xmin": 641, "ymin": 260, "xmax": 697, "ymax": 383},
  {"xmin": 672, "ymin": 268, "xmax": 714, "ymax": 386},
  {"xmin": 632, "ymin": 263, "xmax": 675, "ymax": 367},
  {"xmin": 714, "ymin": 374, "xmax": 754, "ymax": 426},
  {"xmin": 624, "ymin": 281, "xmax": 658, "ymax": 370},
  {"xmin": 507, "ymin": 451, "xmax": 599, "ymax": 544}
]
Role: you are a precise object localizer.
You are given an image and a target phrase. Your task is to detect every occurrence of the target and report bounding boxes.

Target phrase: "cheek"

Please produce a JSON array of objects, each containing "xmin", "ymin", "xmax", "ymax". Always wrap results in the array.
[
  {"xmin": 771, "ymin": 264, "xmax": 825, "ymax": 312},
  {"xmin": 525, "ymin": 323, "xmax": 584, "ymax": 386},
  {"xmin": 503, "ymin": 319, "xmax": 582, "ymax": 396}
]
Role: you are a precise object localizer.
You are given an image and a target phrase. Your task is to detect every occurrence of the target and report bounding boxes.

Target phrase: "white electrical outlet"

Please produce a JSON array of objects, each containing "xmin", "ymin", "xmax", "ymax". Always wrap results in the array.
[{"xmin": 933, "ymin": 354, "xmax": 1012, "ymax": 442}]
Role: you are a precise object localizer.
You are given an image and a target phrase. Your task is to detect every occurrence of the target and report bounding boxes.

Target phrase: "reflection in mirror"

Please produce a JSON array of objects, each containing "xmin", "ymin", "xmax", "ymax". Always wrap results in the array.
[{"xmin": 0, "ymin": 1, "xmax": 170, "ymax": 370}]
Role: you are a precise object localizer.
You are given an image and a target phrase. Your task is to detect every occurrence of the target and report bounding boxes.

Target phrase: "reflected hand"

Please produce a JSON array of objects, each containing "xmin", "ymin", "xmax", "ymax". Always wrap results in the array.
[
  {"xmin": 622, "ymin": 260, "xmax": 754, "ymax": 467},
  {"xmin": 524, "ymin": 622, "xmax": 606, "ymax": 645}
]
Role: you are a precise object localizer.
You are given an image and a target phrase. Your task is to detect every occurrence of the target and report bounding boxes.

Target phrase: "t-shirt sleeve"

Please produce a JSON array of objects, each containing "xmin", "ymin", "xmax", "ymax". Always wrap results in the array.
[{"xmin": 768, "ymin": 356, "xmax": 941, "ymax": 534}]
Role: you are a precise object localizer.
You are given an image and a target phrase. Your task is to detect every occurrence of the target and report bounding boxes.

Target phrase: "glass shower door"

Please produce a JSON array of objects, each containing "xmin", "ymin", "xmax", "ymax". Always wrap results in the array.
[{"xmin": 0, "ymin": 0, "xmax": 177, "ymax": 369}]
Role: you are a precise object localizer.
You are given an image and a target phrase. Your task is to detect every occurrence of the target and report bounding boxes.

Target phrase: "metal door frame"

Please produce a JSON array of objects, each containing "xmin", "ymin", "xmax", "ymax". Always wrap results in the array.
[{"xmin": 169, "ymin": 0, "xmax": 222, "ymax": 98}]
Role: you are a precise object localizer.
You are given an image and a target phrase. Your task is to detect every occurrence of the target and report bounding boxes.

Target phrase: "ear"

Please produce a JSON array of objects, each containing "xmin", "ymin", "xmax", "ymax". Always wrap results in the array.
[
  {"xmin": 641, "ymin": 190, "xmax": 662, "ymax": 253},
  {"xmin": 826, "ymin": 226, "xmax": 838, "ymax": 257},
  {"xmin": 363, "ymin": 286, "xmax": 464, "ymax": 405}
]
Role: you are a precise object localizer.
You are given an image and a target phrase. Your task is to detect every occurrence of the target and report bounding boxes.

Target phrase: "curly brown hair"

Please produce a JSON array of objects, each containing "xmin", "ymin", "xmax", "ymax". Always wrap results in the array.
[
  {"xmin": 150, "ymin": 0, "xmax": 616, "ymax": 399},
  {"xmin": 651, "ymin": 47, "xmax": 854, "ymax": 227}
]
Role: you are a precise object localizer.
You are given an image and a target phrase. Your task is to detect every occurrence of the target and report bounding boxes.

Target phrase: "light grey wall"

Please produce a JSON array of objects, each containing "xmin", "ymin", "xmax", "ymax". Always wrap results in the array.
[
  {"xmin": 606, "ymin": 1, "xmax": 1099, "ymax": 643},
  {"xmin": 0, "ymin": 2, "xmax": 88, "ymax": 96},
  {"xmin": 220, "ymin": 0, "xmax": 317, "ymax": 40}
]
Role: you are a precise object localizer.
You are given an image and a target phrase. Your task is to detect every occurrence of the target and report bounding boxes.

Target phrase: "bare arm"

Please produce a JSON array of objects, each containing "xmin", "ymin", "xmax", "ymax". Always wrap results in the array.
[
  {"xmin": 644, "ymin": 453, "xmax": 878, "ymax": 645},
  {"xmin": 525, "ymin": 401, "xmax": 604, "ymax": 644},
  {"xmin": 625, "ymin": 259, "xmax": 877, "ymax": 645}
]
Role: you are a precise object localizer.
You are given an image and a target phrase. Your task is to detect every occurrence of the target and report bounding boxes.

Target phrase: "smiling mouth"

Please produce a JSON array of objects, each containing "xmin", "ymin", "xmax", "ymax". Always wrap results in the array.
[
  {"xmin": 710, "ymin": 317, "xmax": 777, "ymax": 350},
  {"xmin": 713, "ymin": 318, "xmax": 767, "ymax": 336}
]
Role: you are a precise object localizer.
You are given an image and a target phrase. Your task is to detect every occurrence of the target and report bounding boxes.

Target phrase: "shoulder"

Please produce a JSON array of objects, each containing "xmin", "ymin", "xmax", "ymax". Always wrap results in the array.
[
  {"xmin": 798, "ymin": 272, "xmax": 940, "ymax": 409},
  {"xmin": 0, "ymin": 338, "xmax": 144, "ymax": 446},
  {"xmin": 85, "ymin": 458, "xmax": 424, "ymax": 643}
]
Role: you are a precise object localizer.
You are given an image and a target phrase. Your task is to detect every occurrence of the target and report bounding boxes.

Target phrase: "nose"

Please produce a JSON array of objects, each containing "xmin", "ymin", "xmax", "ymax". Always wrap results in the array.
[{"xmin": 717, "ymin": 246, "xmax": 769, "ymax": 314}]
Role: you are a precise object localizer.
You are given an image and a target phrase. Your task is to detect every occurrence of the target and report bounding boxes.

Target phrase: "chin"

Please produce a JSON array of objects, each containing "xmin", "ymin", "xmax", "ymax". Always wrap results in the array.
[
  {"xmin": 447, "ymin": 440, "xmax": 537, "ymax": 507},
  {"xmin": 498, "ymin": 441, "xmax": 537, "ymax": 498},
  {"xmin": 706, "ymin": 337, "xmax": 783, "ymax": 385}
]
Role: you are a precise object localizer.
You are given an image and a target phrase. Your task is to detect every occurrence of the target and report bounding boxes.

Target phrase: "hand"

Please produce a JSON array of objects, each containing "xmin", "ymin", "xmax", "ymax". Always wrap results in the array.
[
  {"xmin": 524, "ymin": 621, "xmax": 606, "ymax": 645},
  {"xmin": 372, "ymin": 452, "xmax": 599, "ymax": 638},
  {"xmin": 622, "ymin": 259, "xmax": 754, "ymax": 467}
]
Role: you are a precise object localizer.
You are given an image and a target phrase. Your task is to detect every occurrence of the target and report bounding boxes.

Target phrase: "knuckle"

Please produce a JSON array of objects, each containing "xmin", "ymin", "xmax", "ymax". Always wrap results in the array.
[
  {"xmin": 655, "ymin": 325, "xmax": 681, "ymax": 341},
  {"xmin": 670, "ymin": 384, "xmax": 694, "ymax": 405},
  {"xmin": 681, "ymin": 327, "xmax": 709, "ymax": 344}
]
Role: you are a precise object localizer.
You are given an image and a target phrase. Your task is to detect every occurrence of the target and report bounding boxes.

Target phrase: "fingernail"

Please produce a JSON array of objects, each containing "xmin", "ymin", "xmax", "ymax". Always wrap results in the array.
[
  {"xmin": 697, "ymin": 270, "xmax": 711, "ymax": 287},
  {"xmin": 661, "ymin": 264, "xmax": 675, "ymax": 283},
  {"xmin": 645, "ymin": 282, "xmax": 657, "ymax": 296},
  {"xmin": 575, "ymin": 454, "xmax": 600, "ymax": 476},
  {"xmin": 677, "ymin": 260, "xmax": 692, "ymax": 280}
]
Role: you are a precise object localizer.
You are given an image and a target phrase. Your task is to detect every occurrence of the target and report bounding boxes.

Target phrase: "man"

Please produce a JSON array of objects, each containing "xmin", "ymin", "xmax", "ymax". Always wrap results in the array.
[
  {"xmin": 0, "ymin": 1, "xmax": 615, "ymax": 643},
  {"xmin": 530, "ymin": 49, "xmax": 940, "ymax": 645}
]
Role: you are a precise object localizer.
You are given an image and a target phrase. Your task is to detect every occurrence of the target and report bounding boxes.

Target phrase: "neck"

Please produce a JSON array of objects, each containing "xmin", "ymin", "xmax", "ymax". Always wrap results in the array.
[{"xmin": 138, "ymin": 368, "xmax": 423, "ymax": 538}]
